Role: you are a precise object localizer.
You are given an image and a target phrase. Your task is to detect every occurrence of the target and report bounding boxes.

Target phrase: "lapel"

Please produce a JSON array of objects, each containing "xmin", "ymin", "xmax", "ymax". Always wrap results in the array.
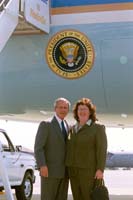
[
  {"xmin": 77, "ymin": 123, "xmax": 94, "ymax": 134},
  {"xmin": 64, "ymin": 119, "xmax": 69, "ymax": 134},
  {"xmin": 51, "ymin": 116, "xmax": 65, "ymax": 143}
]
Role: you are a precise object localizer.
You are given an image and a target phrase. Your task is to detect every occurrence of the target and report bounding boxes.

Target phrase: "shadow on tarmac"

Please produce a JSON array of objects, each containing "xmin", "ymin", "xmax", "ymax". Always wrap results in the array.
[
  {"xmin": 32, "ymin": 194, "xmax": 133, "ymax": 200},
  {"xmin": 1, "ymin": 194, "xmax": 133, "ymax": 200}
]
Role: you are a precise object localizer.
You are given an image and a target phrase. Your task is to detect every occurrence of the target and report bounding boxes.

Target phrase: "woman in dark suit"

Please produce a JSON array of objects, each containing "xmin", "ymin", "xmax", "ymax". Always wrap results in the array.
[{"xmin": 66, "ymin": 97, "xmax": 107, "ymax": 200}]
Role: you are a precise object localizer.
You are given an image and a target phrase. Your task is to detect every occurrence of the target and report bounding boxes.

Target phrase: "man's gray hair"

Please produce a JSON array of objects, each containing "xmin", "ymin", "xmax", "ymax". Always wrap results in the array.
[{"xmin": 54, "ymin": 97, "xmax": 71, "ymax": 108}]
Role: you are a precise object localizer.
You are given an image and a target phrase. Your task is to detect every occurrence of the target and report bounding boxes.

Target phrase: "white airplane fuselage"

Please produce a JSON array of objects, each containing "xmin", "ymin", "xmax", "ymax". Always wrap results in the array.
[{"xmin": 0, "ymin": 0, "xmax": 133, "ymax": 127}]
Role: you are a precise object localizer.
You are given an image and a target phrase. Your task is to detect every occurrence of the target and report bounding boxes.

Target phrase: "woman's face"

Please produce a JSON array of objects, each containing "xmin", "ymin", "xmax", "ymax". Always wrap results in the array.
[{"xmin": 77, "ymin": 104, "xmax": 90, "ymax": 124}]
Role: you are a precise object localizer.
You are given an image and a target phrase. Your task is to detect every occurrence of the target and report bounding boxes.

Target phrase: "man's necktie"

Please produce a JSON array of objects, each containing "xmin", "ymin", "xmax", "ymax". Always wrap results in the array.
[{"xmin": 61, "ymin": 120, "xmax": 67, "ymax": 141}]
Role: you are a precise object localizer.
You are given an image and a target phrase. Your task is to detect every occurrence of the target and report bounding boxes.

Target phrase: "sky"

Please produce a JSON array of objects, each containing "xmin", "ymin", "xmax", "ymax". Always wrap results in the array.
[{"xmin": 0, "ymin": 119, "xmax": 133, "ymax": 152}]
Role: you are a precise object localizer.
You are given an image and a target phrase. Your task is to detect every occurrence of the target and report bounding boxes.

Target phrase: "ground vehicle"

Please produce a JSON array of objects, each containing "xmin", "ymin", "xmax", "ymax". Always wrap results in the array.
[{"xmin": 0, "ymin": 128, "xmax": 36, "ymax": 200}]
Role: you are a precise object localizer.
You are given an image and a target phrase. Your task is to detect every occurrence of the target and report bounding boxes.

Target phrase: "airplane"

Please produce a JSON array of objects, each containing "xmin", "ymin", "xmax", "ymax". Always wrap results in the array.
[
  {"xmin": 0, "ymin": 0, "xmax": 133, "ymax": 127},
  {"xmin": 106, "ymin": 151, "xmax": 133, "ymax": 168}
]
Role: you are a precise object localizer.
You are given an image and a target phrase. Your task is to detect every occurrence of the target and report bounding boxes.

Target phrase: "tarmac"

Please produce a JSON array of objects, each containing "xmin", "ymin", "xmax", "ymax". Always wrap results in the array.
[
  {"xmin": 1, "ymin": 193, "xmax": 133, "ymax": 200},
  {"xmin": 1, "ymin": 169, "xmax": 133, "ymax": 200}
]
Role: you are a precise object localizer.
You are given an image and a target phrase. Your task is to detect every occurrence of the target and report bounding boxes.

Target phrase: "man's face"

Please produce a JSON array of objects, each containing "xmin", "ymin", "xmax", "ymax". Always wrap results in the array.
[{"xmin": 55, "ymin": 100, "xmax": 69, "ymax": 120}]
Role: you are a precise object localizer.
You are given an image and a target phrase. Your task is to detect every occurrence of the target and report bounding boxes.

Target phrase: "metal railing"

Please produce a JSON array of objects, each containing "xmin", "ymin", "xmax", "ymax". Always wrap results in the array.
[{"xmin": 0, "ymin": 0, "xmax": 10, "ymax": 12}]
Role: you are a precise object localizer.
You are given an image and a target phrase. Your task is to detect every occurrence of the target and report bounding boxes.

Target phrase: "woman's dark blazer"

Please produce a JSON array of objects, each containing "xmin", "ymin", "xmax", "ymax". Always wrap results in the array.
[{"xmin": 66, "ymin": 123, "xmax": 107, "ymax": 177}]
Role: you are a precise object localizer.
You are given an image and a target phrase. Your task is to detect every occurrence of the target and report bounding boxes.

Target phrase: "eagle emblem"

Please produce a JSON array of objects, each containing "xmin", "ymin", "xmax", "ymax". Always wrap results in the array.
[{"xmin": 59, "ymin": 42, "xmax": 81, "ymax": 67}]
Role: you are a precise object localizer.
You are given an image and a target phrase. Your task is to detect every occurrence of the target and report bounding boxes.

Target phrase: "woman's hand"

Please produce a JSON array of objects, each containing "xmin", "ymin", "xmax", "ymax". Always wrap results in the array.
[{"xmin": 95, "ymin": 169, "xmax": 103, "ymax": 179}]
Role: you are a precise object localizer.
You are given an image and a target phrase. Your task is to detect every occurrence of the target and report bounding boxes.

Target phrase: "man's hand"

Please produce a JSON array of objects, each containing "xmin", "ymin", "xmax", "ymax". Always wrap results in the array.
[{"xmin": 40, "ymin": 166, "xmax": 48, "ymax": 177}]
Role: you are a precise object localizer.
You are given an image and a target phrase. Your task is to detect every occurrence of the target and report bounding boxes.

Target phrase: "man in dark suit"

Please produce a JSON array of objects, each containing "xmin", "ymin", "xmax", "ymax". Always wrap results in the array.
[{"xmin": 34, "ymin": 97, "xmax": 70, "ymax": 200}]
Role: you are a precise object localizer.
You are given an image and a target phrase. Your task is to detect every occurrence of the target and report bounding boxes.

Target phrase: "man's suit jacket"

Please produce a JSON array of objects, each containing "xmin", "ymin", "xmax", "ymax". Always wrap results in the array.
[{"xmin": 34, "ymin": 116, "xmax": 67, "ymax": 178}]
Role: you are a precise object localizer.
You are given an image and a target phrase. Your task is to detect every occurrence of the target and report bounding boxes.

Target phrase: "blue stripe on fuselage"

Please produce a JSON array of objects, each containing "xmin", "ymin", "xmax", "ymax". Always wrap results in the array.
[{"xmin": 51, "ymin": 0, "xmax": 133, "ymax": 8}]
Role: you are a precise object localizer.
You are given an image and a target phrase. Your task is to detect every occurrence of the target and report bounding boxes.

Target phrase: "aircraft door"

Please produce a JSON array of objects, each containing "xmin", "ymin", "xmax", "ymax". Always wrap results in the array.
[{"xmin": 101, "ymin": 38, "xmax": 133, "ymax": 123}]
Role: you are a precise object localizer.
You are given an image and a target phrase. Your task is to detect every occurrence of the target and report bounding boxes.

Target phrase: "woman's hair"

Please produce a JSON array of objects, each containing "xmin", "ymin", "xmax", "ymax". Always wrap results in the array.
[{"xmin": 73, "ymin": 98, "xmax": 97, "ymax": 122}]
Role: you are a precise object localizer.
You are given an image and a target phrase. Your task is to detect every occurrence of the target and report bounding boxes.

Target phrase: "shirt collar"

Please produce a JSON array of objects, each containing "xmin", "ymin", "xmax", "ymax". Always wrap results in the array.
[
  {"xmin": 55, "ymin": 113, "xmax": 63, "ymax": 125},
  {"xmin": 76, "ymin": 119, "xmax": 92, "ymax": 128},
  {"xmin": 86, "ymin": 119, "xmax": 92, "ymax": 126}
]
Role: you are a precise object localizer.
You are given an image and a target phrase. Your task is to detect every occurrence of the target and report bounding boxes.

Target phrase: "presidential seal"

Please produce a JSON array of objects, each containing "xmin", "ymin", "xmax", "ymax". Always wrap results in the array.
[{"xmin": 46, "ymin": 29, "xmax": 95, "ymax": 79}]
